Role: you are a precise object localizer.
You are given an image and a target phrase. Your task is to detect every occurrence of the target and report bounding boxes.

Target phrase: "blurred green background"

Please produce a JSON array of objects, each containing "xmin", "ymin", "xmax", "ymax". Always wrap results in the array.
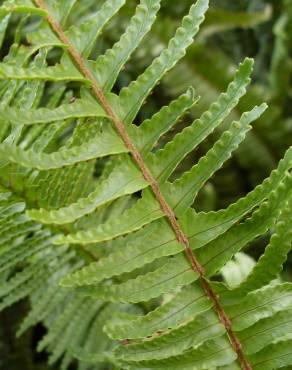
[{"xmin": 1, "ymin": 0, "xmax": 291, "ymax": 368}]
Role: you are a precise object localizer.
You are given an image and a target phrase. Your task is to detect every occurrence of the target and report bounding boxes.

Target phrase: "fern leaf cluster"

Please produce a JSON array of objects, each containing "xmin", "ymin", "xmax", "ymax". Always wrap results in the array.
[{"xmin": 0, "ymin": 0, "xmax": 291, "ymax": 369}]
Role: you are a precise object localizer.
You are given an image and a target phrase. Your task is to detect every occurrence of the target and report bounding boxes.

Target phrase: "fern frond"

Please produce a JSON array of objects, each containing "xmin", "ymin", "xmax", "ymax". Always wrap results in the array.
[
  {"xmin": 167, "ymin": 104, "xmax": 267, "ymax": 214},
  {"xmin": 0, "ymin": 126, "xmax": 127, "ymax": 170},
  {"xmin": 225, "ymin": 283, "xmax": 292, "ymax": 331},
  {"xmin": 27, "ymin": 157, "xmax": 147, "ymax": 223},
  {"xmin": 118, "ymin": 336, "xmax": 236, "ymax": 369},
  {"xmin": 76, "ymin": 253, "xmax": 197, "ymax": 303},
  {"xmin": 60, "ymin": 218, "xmax": 181, "ymax": 286},
  {"xmin": 137, "ymin": 87, "xmax": 198, "ymax": 155},
  {"xmin": 0, "ymin": 0, "xmax": 45, "ymax": 16},
  {"xmin": 198, "ymin": 174, "xmax": 292, "ymax": 277},
  {"xmin": 233, "ymin": 198, "xmax": 292, "ymax": 294},
  {"xmin": 55, "ymin": 190, "xmax": 163, "ymax": 244},
  {"xmin": 1, "ymin": 99, "xmax": 106, "ymax": 125},
  {"xmin": 0, "ymin": 62, "xmax": 87, "ymax": 82},
  {"xmin": 17, "ymin": 286, "xmax": 70, "ymax": 336},
  {"xmin": 37, "ymin": 293, "xmax": 85, "ymax": 352},
  {"xmin": 105, "ymin": 282, "xmax": 209, "ymax": 340},
  {"xmin": 0, "ymin": 0, "xmax": 291, "ymax": 369},
  {"xmin": 116, "ymin": 0, "xmax": 208, "ymax": 125},
  {"xmin": 147, "ymin": 57, "xmax": 254, "ymax": 182},
  {"xmin": 66, "ymin": 0, "xmax": 126, "ymax": 57},
  {"xmin": 93, "ymin": 0, "xmax": 161, "ymax": 92},
  {"xmin": 247, "ymin": 339, "xmax": 292, "ymax": 370},
  {"xmin": 113, "ymin": 309, "xmax": 223, "ymax": 361}
]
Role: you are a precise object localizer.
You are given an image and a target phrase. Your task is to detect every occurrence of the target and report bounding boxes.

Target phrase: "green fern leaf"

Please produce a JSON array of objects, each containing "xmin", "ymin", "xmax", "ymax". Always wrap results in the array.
[
  {"xmin": 27, "ymin": 157, "xmax": 147, "ymax": 223},
  {"xmin": 147, "ymin": 57, "xmax": 254, "ymax": 182},
  {"xmin": 116, "ymin": 0, "xmax": 208, "ymax": 125},
  {"xmin": 167, "ymin": 104, "xmax": 267, "ymax": 214},
  {"xmin": 0, "ymin": 0, "xmax": 291, "ymax": 368},
  {"xmin": 234, "ymin": 198, "xmax": 292, "ymax": 294},
  {"xmin": 93, "ymin": 0, "xmax": 161, "ymax": 91},
  {"xmin": 136, "ymin": 87, "xmax": 198, "ymax": 155},
  {"xmin": 0, "ymin": 99, "xmax": 106, "ymax": 125}
]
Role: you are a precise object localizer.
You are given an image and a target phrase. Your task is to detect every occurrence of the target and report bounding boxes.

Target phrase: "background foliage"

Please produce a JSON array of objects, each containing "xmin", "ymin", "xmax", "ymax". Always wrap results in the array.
[{"xmin": 0, "ymin": 0, "xmax": 291, "ymax": 369}]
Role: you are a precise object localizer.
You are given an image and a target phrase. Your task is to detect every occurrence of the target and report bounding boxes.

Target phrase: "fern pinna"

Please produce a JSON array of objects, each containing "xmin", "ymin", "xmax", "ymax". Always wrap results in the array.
[{"xmin": 0, "ymin": 0, "xmax": 291, "ymax": 369}]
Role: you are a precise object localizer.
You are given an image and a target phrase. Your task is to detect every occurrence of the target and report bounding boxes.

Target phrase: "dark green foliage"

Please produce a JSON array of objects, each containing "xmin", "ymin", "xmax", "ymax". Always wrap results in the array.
[{"xmin": 0, "ymin": 1, "xmax": 291, "ymax": 369}]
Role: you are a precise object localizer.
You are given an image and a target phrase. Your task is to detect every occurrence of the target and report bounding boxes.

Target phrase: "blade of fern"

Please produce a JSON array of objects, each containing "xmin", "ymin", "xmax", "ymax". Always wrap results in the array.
[
  {"xmin": 60, "ymin": 219, "xmax": 181, "ymax": 286},
  {"xmin": 5, "ymin": 42, "xmax": 41, "ymax": 66},
  {"xmin": 48, "ymin": 298, "xmax": 92, "ymax": 365},
  {"xmin": 71, "ymin": 349, "xmax": 111, "ymax": 368},
  {"xmin": 110, "ymin": 180, "xmax": 290, "ymax": 356},
  {"xmin": 167, "ymin": 104, "xmax": 267, "ymax": 215},
  {"xmin": 0, "ymin": 44, "xmax": 35, "ymax": 109},
  {"xmin": 181, "ymin": 146, "xmax": 292, "ymax": 250},
  {"xmin": 70, "ymin": 314, "xmax": 110, "ymax": 370},
  {"xmin": 80, "ymin": 303, "xmax": 119, "ymax": 359},
  {"xmin": 0, "ymin": 129, "xmax": 127, "ymax": 170},
  {"xmin": 198, "ymin": 174, "xmax": 292, "ymax": 277},
  {"xmin": 147, "ymin": 58, "xmax": 253, "ymax": 182},
  {"xmin": 54, "ymin": 164, "xmax": 95, "ymax": 208},
  {"xmin": 30, "ymin": 0, "xmax": 284, "ymax": 368},
  {"xmin": 238, "ymin": 309, "xmax": 292, "ymax": 356},
  {"xmin": 66, "ymin": 0, "xmax": 125, "ymax": 57},
  {"xmin": 0, "ymin": 230, "xmax": 51, "ymax": 273},
  {"xmin": 233, "ymin": 198, "xmax": 292, "ymax": 294},
  {"xmin": 37, "ymin": 293, "xmax": 85, "ymax": 351},
  {"xmin": 0, "ymin": 62, "xmax": 88, "ymax": 82},
  {"xmin": 31, "ymin": 166, "xmax": 79, "ymax": 209},
  {"xmin": 0, "ymin": 216, "xmax": 40, "ymax": 246},
  {"xmin": 96, "ymin": 173, "xmax": 286, "ymax": 302},
  {"xmin": 115, "ymin": 0, "xmax": 208, "ymax": 125},
  {"xmin": 0, "ymin": 0, "xmax": 46, "ymax": 16},
  {"xmin": 118, "ymin": 336, "xmax": 236, "ymax": 369},
  {"xmin": 1, "ymin": 99, "xmax": 106, "ymax": 125},
  {"xmin": 27, "ymin": 116, "xmax": 100, "ymax": 209},
  {"xmin": 71, "ymin": 194, "xmax": 135, "ymax": 233},
  {"xmin": 0, "ymin": 200, "xmax": 25, "ymax": 217},
  {"xmin": 78, "ymin": 254, "xmax": 196, "ymax": 303},
  {"xmin": 8, "ymin": 64, "xmax": 65, "ymax": 152},
  {"xmin": 114, "ymin": 309, "xmax": 224, "ymax": 362},
  {"xmin": 45, "ymin": 0, "xmax": 77, "ymax": 25},
  {"xmin": 54, "ymin": 190, "xmax": 163, "ymax": 245},
  {"xmin": 14, "ymin": 50, "xmax": 47, "ymax": 111},
  {"xmin": 0, "ymin": 245, "xmax": 67, "ymax": 299},
  {"xmin": 0, "ymin": 247, "xmax": 74, "ymax": 311},
  {"xmin": 59, "ymin": 301, "xmax": 103, "ymax": 370},
  {"xmin": 17, "ymin": 259, "xmax": 83, "ymax": 336},
  {"xmin": 105, "ymin": 282, "xmax": 212, "ymax": 340},
  {"xmin": 0, "ymin": 79, "xmax": 22, "ymax": 109},
  {"xmin": 0, "ymin": 191, "xmax": 11, "ymax": 202},
  {"xmin": 136, "ymin": 87, "xmax": 198, "ymax": 155},
  {"xmin": 224, "ymin": 283, "xmax": 292, "ymax": 331},
  {"xmin": 93, "ymin": 0, "xmax": 160, "ymax": 92},
  {"xmin": 247, "ymin": 339, "xmax": 292, "ymax": 370},
  {"xmin": 27, "ymin": 21, "xmax": 67, "ymax": 50},
  {"xmin": 29, "ymin": 160, "xmax": 129, "ymax": 219},
  {"xmin": 0, "ymin": 212, "xmax": 26, "ymax": 238},
  {"xmin": 0, "ymin": 265, "xmax": 50, "ymax": 311},
  {"xmin": 40, "ymin": 150, "xmax": 292, "ymax": 283},
  {"xmin": 0, "ymin": 198, "xmax": 29, "ymax": 219},
  {"xmin": 17, "ymin": 287, "xmax": 71, "ymax": 336},
  {"xmin": 27, "ymin": 157, "xmax": 148, "ymax": 224},
  {"xmin": 24, "ymin": 119, "xmax": 67, "ymax": 152},
  {"xmin": 0, "ymin": 14, "xmax": 10, "ymax": 49}
]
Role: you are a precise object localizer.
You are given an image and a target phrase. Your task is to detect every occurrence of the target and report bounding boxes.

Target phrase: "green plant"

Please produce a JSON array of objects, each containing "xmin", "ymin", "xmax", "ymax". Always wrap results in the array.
[{"xmin": 0, "ymin": 0, "xmax": 291, "ymax": 369}]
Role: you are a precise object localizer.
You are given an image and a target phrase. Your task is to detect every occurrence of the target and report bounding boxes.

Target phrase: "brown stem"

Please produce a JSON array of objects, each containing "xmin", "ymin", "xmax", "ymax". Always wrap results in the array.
[{"xmin": 33, "ymin": 1, "xmax": 252, "ymax": 368}]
